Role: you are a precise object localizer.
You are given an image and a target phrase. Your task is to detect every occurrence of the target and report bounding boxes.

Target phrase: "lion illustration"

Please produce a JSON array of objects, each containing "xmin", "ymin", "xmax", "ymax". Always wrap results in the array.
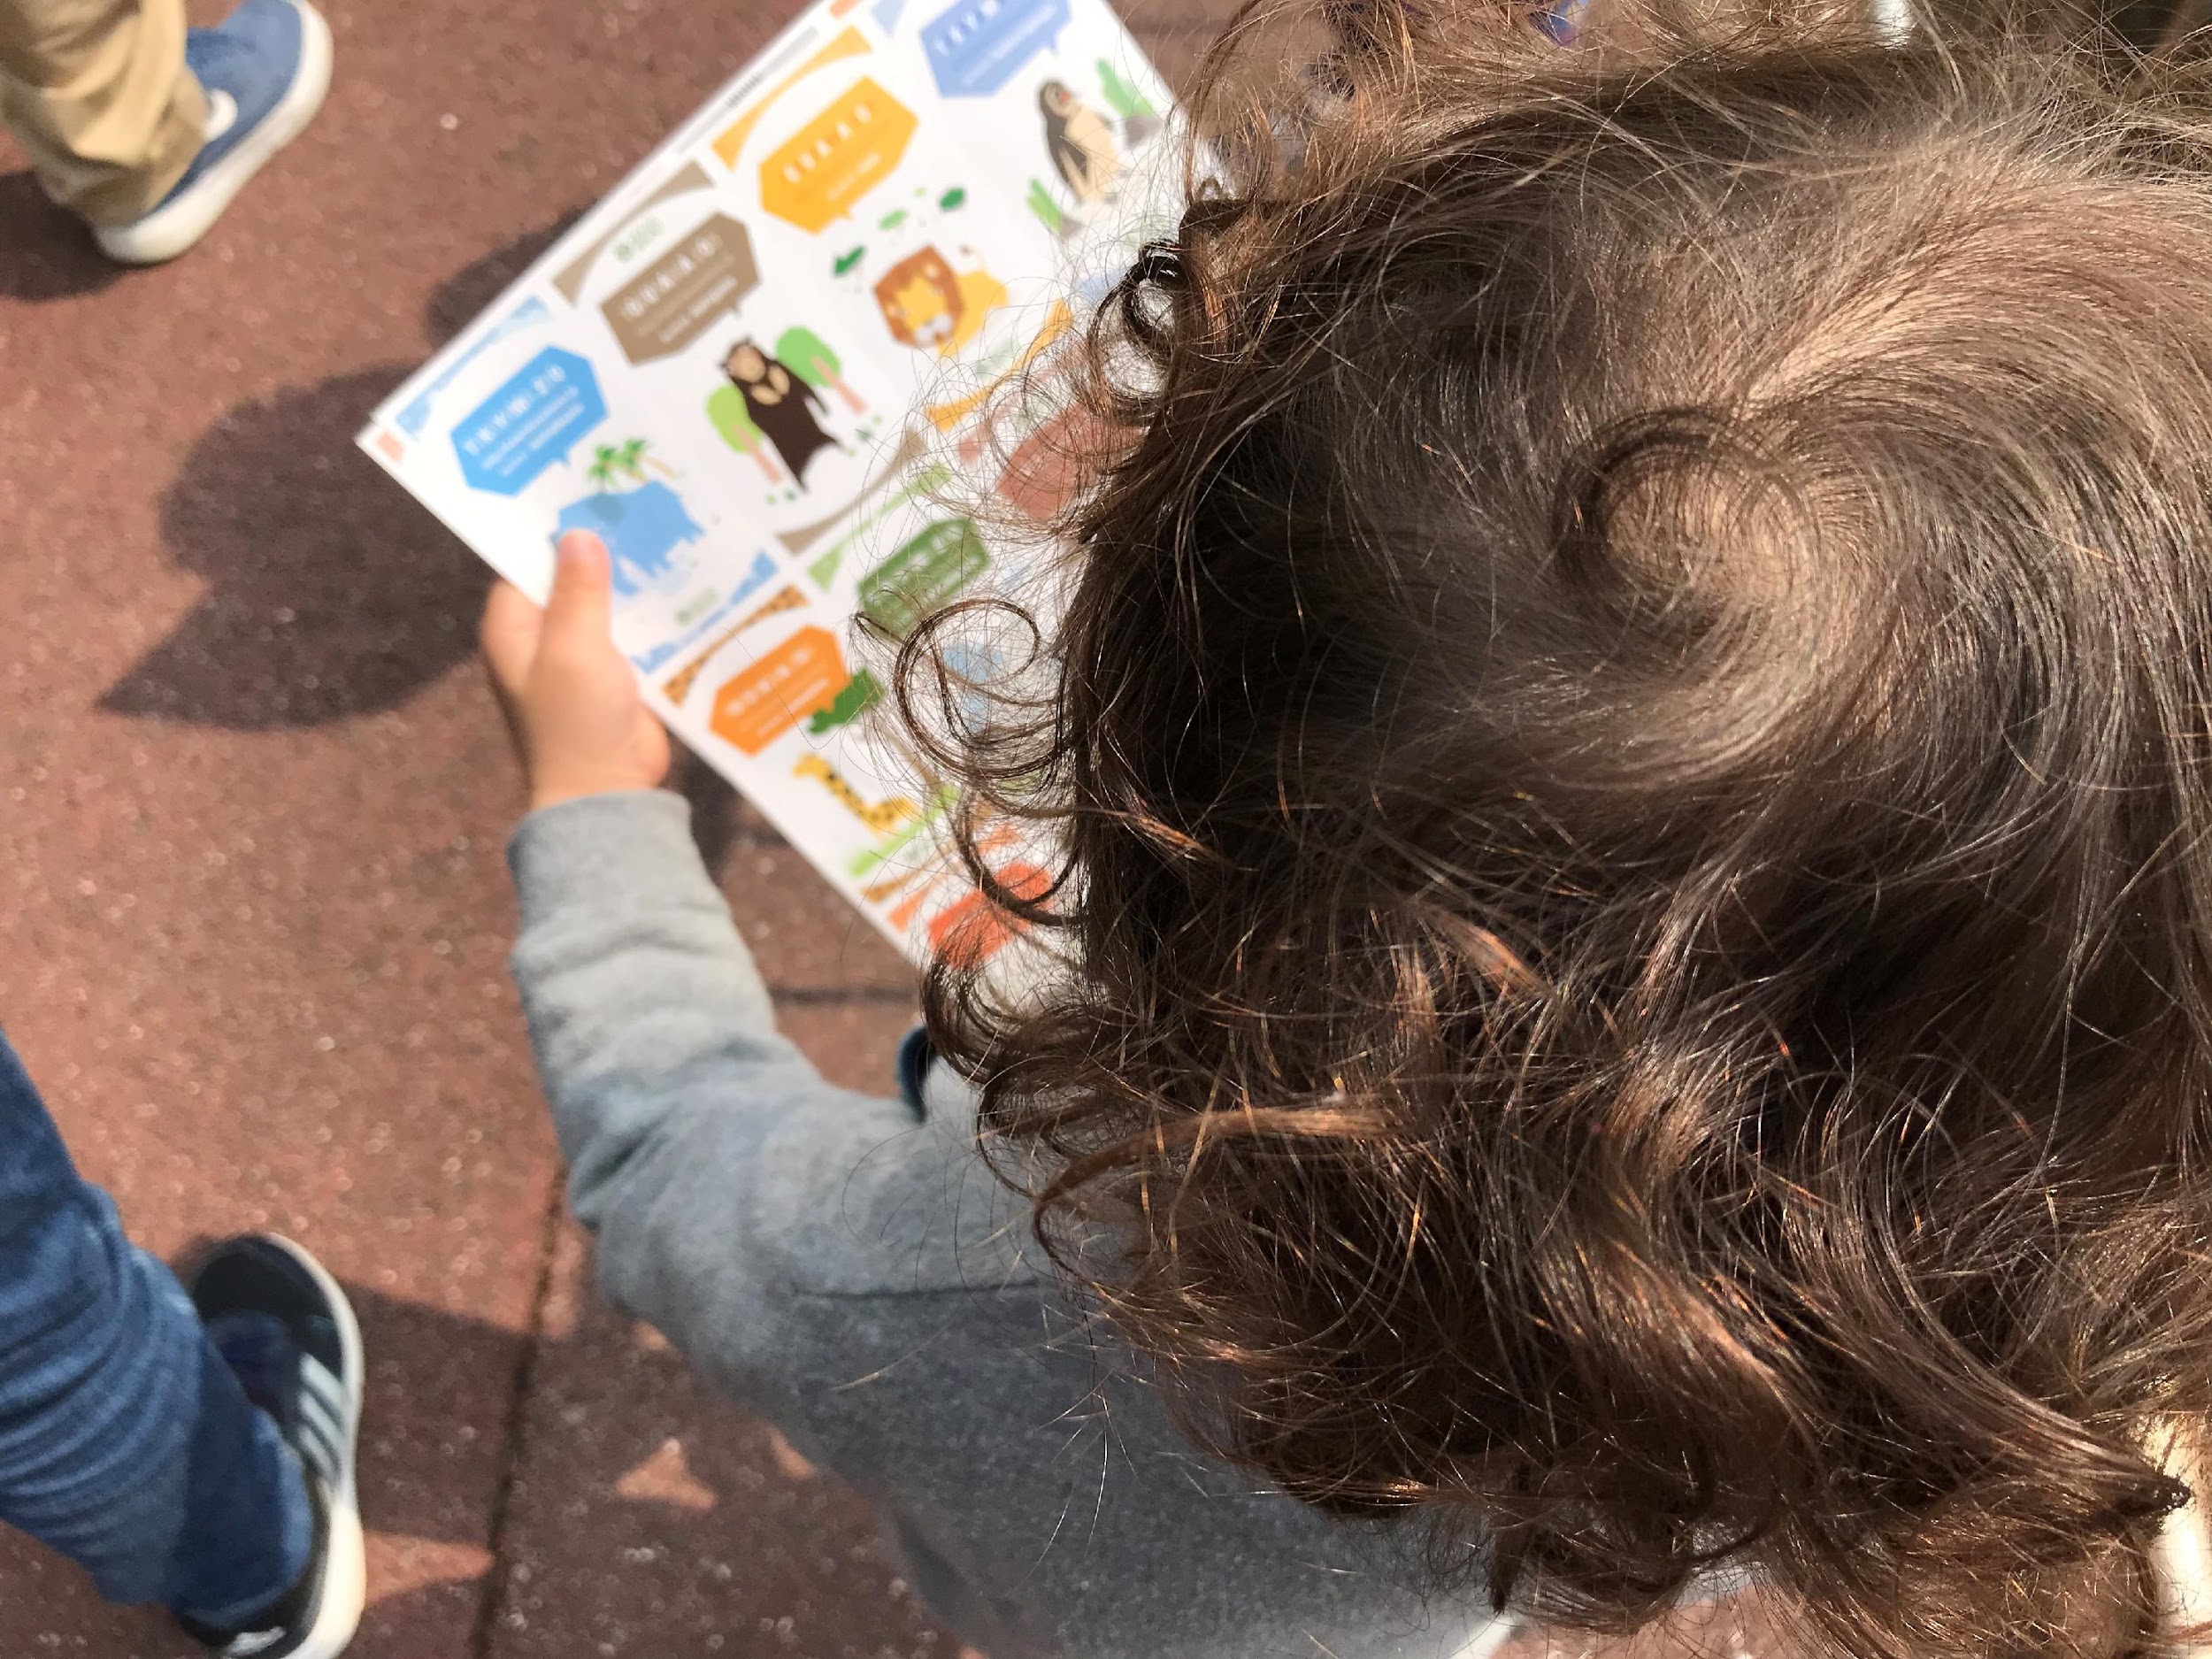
[{"xmin": 872, "ymin": 245, "xmax": 1007, "ymax": 357}]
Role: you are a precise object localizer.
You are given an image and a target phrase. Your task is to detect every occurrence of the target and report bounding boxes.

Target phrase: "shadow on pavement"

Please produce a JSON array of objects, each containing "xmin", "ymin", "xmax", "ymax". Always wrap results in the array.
[
  {"xmin": 421, "ymin": 212, "xmax": 581, "ymax": 344},
  {"xmin": 0, "ymin": 171, "xmax": 125, "ymax": 303},
  {"xmin": 99, "ymin": 364, "xmax": 494, "ymax": 727},
  {"xmin": 101, "ymin": 218, "xmax": 589, "ymax": 729}
]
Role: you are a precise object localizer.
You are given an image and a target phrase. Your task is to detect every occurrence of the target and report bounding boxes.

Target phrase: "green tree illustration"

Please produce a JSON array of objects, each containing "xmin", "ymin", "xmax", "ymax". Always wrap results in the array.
[
  {"xmin": 774, "ymin": 326, "xmax": 864, "ymax": 414},
  {"xmin": 706, "ymin": 387, "xmax": 782, "ymax": 484},
  {"xmin": 1097, "ymin": 60, "xmax": 1155, "ymax": 120},
  {"xmin": 587, "ymin": 437, "xmax": 674, "ymax": 490},
  {"xmin": 1025, "ymin": 179, "xmax": 1066, "ymax": 238}
]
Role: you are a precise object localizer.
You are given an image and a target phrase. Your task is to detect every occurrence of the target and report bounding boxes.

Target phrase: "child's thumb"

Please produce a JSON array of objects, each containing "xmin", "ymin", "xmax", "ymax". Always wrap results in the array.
[{"xmin": 543, "ymin": 532, "xmax": 615, "ymax": 649}]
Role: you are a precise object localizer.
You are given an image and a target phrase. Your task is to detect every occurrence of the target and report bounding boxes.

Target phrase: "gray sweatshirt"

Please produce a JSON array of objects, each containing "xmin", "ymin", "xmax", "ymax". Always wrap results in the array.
[{"xmin": 507, "ymin": 790, "xmax": 1502, "ymax": 1659}]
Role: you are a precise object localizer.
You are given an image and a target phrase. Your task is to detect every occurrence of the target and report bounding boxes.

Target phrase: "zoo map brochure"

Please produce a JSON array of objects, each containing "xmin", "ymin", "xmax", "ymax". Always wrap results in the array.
[{"xmin": 358, "ymin": 0, "xmax": 1175, "ymax": 964}]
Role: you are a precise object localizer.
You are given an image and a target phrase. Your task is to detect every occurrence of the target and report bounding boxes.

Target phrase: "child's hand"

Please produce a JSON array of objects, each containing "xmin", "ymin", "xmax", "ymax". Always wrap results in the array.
[{"xmin": 481, "ymin": 532, "xmax": 672, "ymax": 812}]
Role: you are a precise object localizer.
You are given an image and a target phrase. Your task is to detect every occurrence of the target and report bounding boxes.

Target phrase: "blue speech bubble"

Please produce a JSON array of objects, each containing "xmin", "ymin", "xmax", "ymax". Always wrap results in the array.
[
  {"xmin": 451, "ymin": 348, "xmax": 608, "ymax": 495},
  {"xmin": 920, "ymin": 0, "xmax": 1070, "ymax": 98}
]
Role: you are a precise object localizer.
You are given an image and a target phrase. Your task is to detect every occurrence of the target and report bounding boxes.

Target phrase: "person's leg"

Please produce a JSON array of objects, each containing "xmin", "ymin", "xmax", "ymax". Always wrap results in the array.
[
  {"xmin": 0, "ymin": 0, "xmax": 331, "ymax": 265},
  {"xmin": 0, "ymin": 0, "xmax": 205, "ymax": 225},
  {"xmin": 0, "ymin": 1031, "xmax": 311, "ymax": 1624}
]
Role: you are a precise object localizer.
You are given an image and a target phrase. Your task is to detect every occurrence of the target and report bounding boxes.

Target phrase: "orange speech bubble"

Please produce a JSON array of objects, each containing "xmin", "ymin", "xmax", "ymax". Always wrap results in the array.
[
  {"xmin": 759, "ymin": 78, "xmax": 918, "ymax": 234},
  {"xmin": 709, "ymin": 626, "xmax": 849, "ymax": 756}
]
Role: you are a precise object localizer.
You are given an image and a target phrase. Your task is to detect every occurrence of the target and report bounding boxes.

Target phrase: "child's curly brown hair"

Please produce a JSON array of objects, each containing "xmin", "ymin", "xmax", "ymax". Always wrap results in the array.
[{"xmin": 900, "ymin": 5, "xmax": 2212, "ymax": 1653}]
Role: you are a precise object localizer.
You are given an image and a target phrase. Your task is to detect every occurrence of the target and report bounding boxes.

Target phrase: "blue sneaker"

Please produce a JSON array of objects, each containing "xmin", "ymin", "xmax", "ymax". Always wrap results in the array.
[{"xmin": 95, "ymin": 0, "xmax": 333, "ymax": 265}]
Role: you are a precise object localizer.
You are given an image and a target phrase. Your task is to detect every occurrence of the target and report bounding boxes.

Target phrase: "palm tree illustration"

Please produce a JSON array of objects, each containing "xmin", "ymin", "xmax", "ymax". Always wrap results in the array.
[
  {"xmin": 615, "ymin": 437, "xmax": 678, "ymax": 481},
  {"xmin": 585, "ymin": 440, "xmax": 677, "ymax": 494}
]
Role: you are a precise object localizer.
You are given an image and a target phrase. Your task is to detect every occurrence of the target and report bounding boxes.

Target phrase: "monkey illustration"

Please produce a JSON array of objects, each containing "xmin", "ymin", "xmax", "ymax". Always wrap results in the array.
[
  {"xmin": 1038, "ymin": 80, "xmax": 1120, "ymax": 204},
  {"xmin": 721, "ymin": 338, "xmax": 836, "ymax": 487}
]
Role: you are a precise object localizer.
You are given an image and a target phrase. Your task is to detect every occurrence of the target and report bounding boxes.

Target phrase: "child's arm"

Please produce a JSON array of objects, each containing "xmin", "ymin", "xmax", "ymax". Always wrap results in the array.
[
  {"xmin": 506, "ymin": 791, "xmax": 796, "ymax": 1102},
  {"xmin": 480, "ymin": 534, "xmax": 1001, "ymax": 1409},
  {"xmin": 503, "ymin": 786, "xmax": 944, "ymax": 1400}
]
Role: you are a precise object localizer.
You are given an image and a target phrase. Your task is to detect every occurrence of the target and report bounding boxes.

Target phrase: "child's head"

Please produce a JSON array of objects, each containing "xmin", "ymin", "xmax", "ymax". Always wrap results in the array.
[{"xmin": 914, "ymin": 12, "xmax": 2212, "ymax": 1655}]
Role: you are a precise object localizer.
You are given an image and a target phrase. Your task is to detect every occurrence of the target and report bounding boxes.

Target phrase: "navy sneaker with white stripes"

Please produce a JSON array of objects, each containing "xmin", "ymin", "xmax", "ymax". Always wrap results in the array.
[{"xmin": 179, "ymin": 1236, "xmax": 365, "ymax": 1659}]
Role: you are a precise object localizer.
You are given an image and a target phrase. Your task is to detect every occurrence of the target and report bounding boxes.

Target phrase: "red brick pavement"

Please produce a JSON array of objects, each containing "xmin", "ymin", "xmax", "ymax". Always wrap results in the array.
[{"xmin": 0, "ymin": 0, "xmax": 1222, "ymax": 1651}]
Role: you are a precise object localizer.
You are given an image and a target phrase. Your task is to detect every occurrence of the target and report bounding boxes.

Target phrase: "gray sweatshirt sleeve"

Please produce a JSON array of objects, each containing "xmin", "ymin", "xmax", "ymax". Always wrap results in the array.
[
  {"xmin": 504, "ymin": 794, "xmax": 1487, "ymax": 1659},
  {"xmin": 504, "ymin": 790, "xmax": 994, "ymax": 1412}
]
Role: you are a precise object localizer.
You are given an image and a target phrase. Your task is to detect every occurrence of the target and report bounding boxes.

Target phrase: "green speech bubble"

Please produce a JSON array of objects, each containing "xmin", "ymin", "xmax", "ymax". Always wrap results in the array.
[{"xmin": 859, "ymin": 518, "xmax": 989, "ymax": 637}]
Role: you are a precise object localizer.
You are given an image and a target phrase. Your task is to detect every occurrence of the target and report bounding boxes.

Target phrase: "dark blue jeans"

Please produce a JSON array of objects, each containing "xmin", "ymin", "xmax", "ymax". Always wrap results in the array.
[{"xmin": 0, "ymin": 1032, "xmax": 311, "ymax": 1625}]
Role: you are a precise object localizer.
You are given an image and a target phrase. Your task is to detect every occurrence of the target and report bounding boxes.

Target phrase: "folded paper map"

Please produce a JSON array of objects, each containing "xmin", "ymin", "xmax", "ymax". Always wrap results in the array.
[{"xmin": 359, "ymin": 0, "xmax": 1175, "ymax": 962}]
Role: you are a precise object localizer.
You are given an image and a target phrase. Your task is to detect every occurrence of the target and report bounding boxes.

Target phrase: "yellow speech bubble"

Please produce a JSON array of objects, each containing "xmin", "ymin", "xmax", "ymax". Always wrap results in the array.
[{"xmin": 759, "ymin": 77, "xmax": 918, "ymax": 234}]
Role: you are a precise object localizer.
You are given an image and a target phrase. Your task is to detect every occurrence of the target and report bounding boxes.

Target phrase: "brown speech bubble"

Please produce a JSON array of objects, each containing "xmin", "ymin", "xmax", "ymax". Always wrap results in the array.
[{"xmin": 600, "ymin": 212, "xmax": 760, "ymax": 365}]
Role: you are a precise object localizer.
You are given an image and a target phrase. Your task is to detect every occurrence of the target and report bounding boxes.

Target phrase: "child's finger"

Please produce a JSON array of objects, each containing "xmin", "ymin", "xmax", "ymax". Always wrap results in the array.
[
  {"xmin": 480, "ymin": 579, "xmax": 547, "ymax": 693},
  {"xmin": 541, "ymin": 532, "xmax": 615, "ymax": 654}
]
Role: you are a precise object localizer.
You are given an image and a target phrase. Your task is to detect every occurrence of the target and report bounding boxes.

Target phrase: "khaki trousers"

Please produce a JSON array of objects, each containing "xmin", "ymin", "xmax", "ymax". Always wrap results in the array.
[{"xmin": 0, "ymin": 0, "xmax": 204, "ymax": 226}]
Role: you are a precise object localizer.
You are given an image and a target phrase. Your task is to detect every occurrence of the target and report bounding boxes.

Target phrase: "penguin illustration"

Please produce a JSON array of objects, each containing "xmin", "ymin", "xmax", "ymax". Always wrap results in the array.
[{"xmin": 1038, "ymin": 80, "xmax": 1121, "ymax": 205}]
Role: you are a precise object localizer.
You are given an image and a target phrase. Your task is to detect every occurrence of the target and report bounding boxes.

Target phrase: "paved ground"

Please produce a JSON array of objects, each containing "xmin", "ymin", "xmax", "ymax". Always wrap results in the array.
[{"xmin": 0, "ymin": 0, "xmax": 1219, "ymax": 1651}]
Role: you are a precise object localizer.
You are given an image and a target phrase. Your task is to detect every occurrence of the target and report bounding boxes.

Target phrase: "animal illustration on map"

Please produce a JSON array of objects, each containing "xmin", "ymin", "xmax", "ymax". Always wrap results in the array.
[
  {"xmin": 553, "ymin": 480, "xmax": 704, "ymax": 598},
  {"xmin": 720, "ymin": 340, "xmax": 838, "ymax": 488},
  {"xmin": 804, "ymin": 669, "xmax": 882, "ymax": 736},
  {"xmin": 794, "ymin": 754, "xmax": 920, "ymax": 835},
  {"xmin": 776, "ymin": 325, "xmax": 866, "ymax": 413},
  {"xmin": 1038, "ymin": 80, "xmax": 1119, "ymax": 203},
  {"xmin": 873, "ymin": 246, "xmax": 1007, "ymax": 357}
]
